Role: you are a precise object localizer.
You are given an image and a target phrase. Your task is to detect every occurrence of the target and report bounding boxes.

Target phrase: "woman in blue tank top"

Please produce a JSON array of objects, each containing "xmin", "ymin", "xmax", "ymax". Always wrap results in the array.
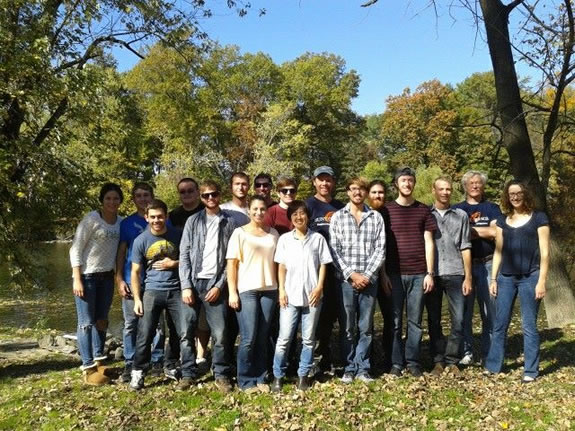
[{"xmin": 485, "ymin": 180, "xmax": 550, "ymax": 383}]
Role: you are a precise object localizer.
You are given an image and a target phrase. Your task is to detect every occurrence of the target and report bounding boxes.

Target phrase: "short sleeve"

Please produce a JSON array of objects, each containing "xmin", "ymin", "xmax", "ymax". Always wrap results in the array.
[
  {"xmin": 535, "ymin": 211, "xmax": 550, "ymax": 227},
  {"xmin": 496, "ymin": 215, "xmax": 506, "ymax": 228},
  {"xmin": 226, "ymin": 228, "xmax": 243, "ymax": 261},
  {"xmin": 119, "ymin": 219, "xmax": 130, "ymax": 243},
  {"xmin": 274, "ymin": 234, "xmax": 287, "ymax": 265},
  {"xmin": 131, "ymin": 235, "xmax": 147, "ymax": 265},
  {"xmin": 317, "ymin": 234, "xmax": 333, "ymax": 265},
  {"xmin": 490, "ymin": 203, "xmax": 503, "ymax": 219},
  {"xmin": 423, "ymin": 206, "xmax": 437, "ymax": 232}
]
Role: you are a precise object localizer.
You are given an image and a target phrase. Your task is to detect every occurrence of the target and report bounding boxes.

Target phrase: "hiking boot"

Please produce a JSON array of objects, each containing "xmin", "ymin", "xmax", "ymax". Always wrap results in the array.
[
  {"xmin": 83, "ymin": 366, "xmax": 110, "ymax": 386},
  {"xmin": 389, "ymin": 366, "xmax": 402, "ymax": 378},
  {"xmin": 149, "ymin": 362, "xmax": 163, "ymax": 377},
  {"xmin": 271, "ymin": 378, "xmax": 283, "ymax": 393},
  {"xmin": 297, "ymin": 376, "xmax": 311, "ymax": 391},
  {"xmin": 356, "ymin": 373, "xmax": 375, "ymax": 383},
  {"xmin": 120, "ymin": 364, "xmax": 132, "ymax": 383},
  {"xmin": 430, "ymin": 362, "xmax": 444, "ymax": 377},
  {"xmin": 406, "ymin": 366, "xmax": 423, "ymax": 378},
  {"xmin": 214, "ymin": 377, "xmax": 233, "ymax": 393},
  {"xmin": 95, "ymin": 360, "xmax": 113, "ymax": 377},
  {"xmin": 129, "ymin": 369, "xmax": 144, "ymax": 391},
  {"xmin": 445, "ymin": 364, "xmax": 462, "ymax": 377},
  {"xmin": 164, "ymin": 367, "xmax": 180, "ymax": 382},
  {"xmin": 176, "ymin": 377, "xmax": 194, "ymax": 391},
  {"xmin": 340, "ymin": 372, "xmax": 354, "ymax": 384}
]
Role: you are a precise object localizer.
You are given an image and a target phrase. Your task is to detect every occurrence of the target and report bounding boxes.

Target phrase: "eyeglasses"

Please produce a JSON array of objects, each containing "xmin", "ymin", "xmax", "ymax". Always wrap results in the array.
[
  {"xmin": 255, "ymin": 182, "xmax": 271, "ymax": 189},
  {"xmin": 508, "ymin": 191, "xmax": 524, "ymax": 198},
  {"xmin": 200, "ymin": 191, "xmax": 220, "ymax": 199},
  {"xmin": 179, "ymin": 188, "xmax": 196, "ymax": 195},
  {"xmin": 279, "ymin": 188, "xmax": 297, "ymax": 195}
]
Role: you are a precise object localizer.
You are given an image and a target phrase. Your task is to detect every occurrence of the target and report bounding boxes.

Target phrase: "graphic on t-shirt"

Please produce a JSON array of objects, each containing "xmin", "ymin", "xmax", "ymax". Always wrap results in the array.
[
  {"xmin": 470, "ymin": 211, "xmax": 481, "ymax": 223},
  {"xmin": 145, "ymin": 239, "xmax": 178, "ymax": 263}
]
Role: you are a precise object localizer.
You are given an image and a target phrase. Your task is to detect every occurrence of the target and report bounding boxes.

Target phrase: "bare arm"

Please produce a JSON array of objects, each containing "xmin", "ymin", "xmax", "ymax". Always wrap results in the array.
[
  {"xmin": 131, "ymin": 262, "xmax": 144, "ymax": 316},
  {"xmin": 278, "ymin": 263, "xmax": 288, "ymax": 308},
  {"xmin": 489, "ymin": 226, "xmax": 504, "ymax": 297},
  {"xmin": 72, "ymin": 266, "xmax": 84, "ymax": 298},
  {"xmin": 115, "ymin": 241, "xmax": 130, "ymax": 298},
  {"xmin": 471, "ymin": 220, "xmax": 497, "ymax": 241},
  {"xmin": 535, "ymin": 225, "xmax": 550, "ymax": 300},
  {"xmin": 309, "ymin": 263, "xmax": 326, "ymax": 307},
  {"xmin": 423, "ymin": 230, "xmax": 435, "ymax": 293},
  {"xmin": 227, "ymin": 259, "xmax": 240, "ymax": 310},
  {"xmin": 461, "ymin": 248, "xmax": 472, "ymax": 296}
]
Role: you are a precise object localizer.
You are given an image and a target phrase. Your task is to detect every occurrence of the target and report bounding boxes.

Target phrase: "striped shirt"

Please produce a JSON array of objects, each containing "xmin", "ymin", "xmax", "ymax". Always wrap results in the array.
[
  {"xmin": 384, "ymin": 200, "xmax": 437, "ymax": 275},
  {"xmin": 329, "ymin": 203, "xmax": 386, "ymax": 283}
]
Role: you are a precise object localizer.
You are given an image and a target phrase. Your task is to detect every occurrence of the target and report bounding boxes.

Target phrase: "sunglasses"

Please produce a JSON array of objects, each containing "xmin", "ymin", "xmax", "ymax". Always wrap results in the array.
[
  {"xmin": 280, "ymin": 188, "xmax": 297, "ymax": 195},
  {"xmin": 255, "ymin": 182, "xmax": 271, "ymax": 189},
  {"xmin": 179, "ymin": 188, "xmax": 196, "ymax": 195},
  {"xmin": 200, "ymin": 191, "xmax": 220, "ymax": 199}
]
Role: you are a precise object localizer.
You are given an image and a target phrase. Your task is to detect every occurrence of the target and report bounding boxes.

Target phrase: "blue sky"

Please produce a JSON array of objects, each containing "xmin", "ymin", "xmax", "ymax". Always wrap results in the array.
[{"xmin": 116, "ymin": 1, "xmax": 508, "ymax": 115}]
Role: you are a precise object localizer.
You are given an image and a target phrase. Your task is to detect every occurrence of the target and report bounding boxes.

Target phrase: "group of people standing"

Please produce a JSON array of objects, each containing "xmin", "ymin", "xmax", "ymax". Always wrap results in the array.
[{"xmin": 69, "ymin": 165, "xmax": 550, "ymax": 393}]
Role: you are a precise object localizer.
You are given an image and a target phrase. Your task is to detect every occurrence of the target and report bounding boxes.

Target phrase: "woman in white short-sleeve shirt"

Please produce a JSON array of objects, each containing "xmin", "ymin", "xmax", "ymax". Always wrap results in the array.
[{"xmin": 227, "ymin": 195, "xmax": 279, "ymax": 392}]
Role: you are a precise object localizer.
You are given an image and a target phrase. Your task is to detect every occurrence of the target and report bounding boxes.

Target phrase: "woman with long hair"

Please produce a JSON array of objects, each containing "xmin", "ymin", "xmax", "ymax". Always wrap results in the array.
[
  {"xmin": 485, "ymin": 180, "xmax": 550, "ymax": 383},
  {"xmin": 70, "ymin": 183, "xmax": 123, "ymax": 385}
]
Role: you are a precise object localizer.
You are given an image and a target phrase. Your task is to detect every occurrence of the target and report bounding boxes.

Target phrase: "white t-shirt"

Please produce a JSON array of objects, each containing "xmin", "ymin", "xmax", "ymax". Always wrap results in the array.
[
  {"xmin": 274, "ymin": 230, "xmax": 333, "ymax": 307},
  {"xmin": 197, "ymin": 213, "xmax": 221, "ymax": 279},
  {"xmin": 220, "ymin": 201, "xmax": 250, "ymax": 226},
  {"xmin": 226, "ymin": 227, "xmax": 279, "ymax": 293}
]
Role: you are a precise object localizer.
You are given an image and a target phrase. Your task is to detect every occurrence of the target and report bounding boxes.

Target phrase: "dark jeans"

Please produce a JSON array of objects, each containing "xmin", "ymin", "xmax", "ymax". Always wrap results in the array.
[
  {"xmin": 337, "ymin": 280, "xmax": 377, "ymax": 376},
  {"xmin": 182, "ymin": 279, "xmax": 231, "ymax": 378},
  {"xmin": 375, "ymin": 285, "xmax": 393, "ymax": 372},
  {"xmin": 133, "ymin": 289, "xmax": 196, "ymax": 378},
  {"xmin": 236, "ymin": 289, "xmax": 278, "ymax": 390},
  {"xmin": 314, "ymin": 265, "xmax": 340, "ymax": 367},
  {"xmin": 74, "ymin": 272, "xmax": 115, "ymax": 369},
  {"xmin": 425, "ymin": 275, "xmax": 465, "ymax": 365},
  {"xmin": 122, "ymin": 296, "xmax": 164, "ymax": 366},
  {"xmin": 485, "ymin": 271, "xmax": 541, "ymax": 378},
  {"xmin": 390, "ymin": 273, "xmax": 425, "ymax": 369}
]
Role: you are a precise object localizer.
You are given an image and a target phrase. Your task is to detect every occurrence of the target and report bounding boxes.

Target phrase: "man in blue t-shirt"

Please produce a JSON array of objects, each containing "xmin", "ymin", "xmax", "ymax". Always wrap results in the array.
[
  {"xmin": 453, "ymin": 170, "xmax": 502, "ymax": 364},
  {"xmin": 130, "ymin": 199, "xmax": 195, "ymax": 391},
  {"xmin": 305, "ymin": 166, "xmax": 345, "ymax": 373},
  {"xmin": 115, "ymin": 183, "xmax": 167, "ymax": 383}
]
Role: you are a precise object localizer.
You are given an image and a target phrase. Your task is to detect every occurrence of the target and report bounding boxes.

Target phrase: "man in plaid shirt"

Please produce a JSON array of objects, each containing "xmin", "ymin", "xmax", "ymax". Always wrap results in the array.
[{"xmin": 329, "ymin": 177, "xmax": 386, "ymax": 383}]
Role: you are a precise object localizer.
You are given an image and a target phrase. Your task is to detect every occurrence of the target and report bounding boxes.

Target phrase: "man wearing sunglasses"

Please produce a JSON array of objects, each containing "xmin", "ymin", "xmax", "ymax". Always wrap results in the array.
[
  {"xmin": 253, "ymin": 173, "xmax": 277, "ymax": 208},
  {"xmin": 264, "ymin": 177, "xmax": 298, "ymax": 235},
  {"xmin": 179, "ymin": 180, "xmax": 237, "ymax": 393},
  {"xmin": 169, "ymin": 178, "xmax": 204, "ymax": 229}
]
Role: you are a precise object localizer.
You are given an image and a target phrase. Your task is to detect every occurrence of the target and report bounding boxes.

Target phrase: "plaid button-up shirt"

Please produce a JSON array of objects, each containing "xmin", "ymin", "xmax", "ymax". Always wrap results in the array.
[{"xmin": 328, "ymin": 203, "xmax": 386, "ymax": 283}]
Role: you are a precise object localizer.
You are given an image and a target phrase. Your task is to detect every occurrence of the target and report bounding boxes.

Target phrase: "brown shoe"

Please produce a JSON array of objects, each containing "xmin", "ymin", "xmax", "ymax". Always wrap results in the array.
[
  {"xmin": 215, "ymin": 377, "xmax": 233, "ymax": 393},
  {"xmin": 95, "ymin": 360, "xmax": 113, "ymax": 377},
  {"xmin": 83, "ymin": 367, "xmax": 110, "ymax": 386},
  {"xmin": 445, "ymin": 364, "xmax": 462, "ymax": 377},
  {"xmin": 430, "ymin": 362, "xmax": 444, "ymax": 377}
]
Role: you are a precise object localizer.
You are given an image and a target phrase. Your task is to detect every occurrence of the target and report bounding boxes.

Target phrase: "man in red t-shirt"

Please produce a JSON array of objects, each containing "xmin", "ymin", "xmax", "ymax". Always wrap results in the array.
[{"xmin": 382, "ymin": 167, "xmax": 437, "ymax": 378}]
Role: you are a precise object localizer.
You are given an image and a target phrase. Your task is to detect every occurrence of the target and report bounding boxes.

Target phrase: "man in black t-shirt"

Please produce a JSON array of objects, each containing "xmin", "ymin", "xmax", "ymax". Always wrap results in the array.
[{"xmin": 169, "ymin": 177, "xmax": 204, "ymax": 229}]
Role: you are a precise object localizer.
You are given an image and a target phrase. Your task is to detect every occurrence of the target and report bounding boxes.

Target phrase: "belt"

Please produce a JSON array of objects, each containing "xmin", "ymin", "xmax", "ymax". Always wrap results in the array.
[
  {"xmin": 83, "ymin": 271, "xmax": 114, "ymax": 279},
  {"xmin": 472, "ymin": 255, "xmax": 493, "ymax": 264}
]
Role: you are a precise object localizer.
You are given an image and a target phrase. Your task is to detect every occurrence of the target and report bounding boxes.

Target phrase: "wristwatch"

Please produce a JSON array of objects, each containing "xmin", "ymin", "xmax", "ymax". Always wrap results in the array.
[{"xmin": 426, "ymin": 271, "xmax": 435, "ymax": 276}]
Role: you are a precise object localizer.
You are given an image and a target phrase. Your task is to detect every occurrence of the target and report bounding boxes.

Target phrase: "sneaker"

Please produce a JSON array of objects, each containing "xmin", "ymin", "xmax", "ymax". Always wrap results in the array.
[
  {"xmin": 214, "ymin": 377, "xmax": 233, "ymax": 393},
  {"xmin": 149, "ymin": 362, "xmax": 163, "ymax": 377},
  {"xmin": 271, "ymin": 378, "xmax": 283, "ymax": 393},
  {"xmin": 196, "ymin": 357, "xmax": 207, "ymax": 365},
  {"xmin": 356, "ymin": 373, "xmax": 375, "ymax": 383},
  {"xmin": 83, "ymin": 366, "xmax": 110, "ymax": 386},
  {"xmin": 430, "ymin": 362, "xmax": 444, "ymax": 377},
  {"xmin": 120, "ymin": 364, "xmax": 132, "ymax": 383},
  {"xmin": 522, "ymin": 375, "xmax": 536, "ymax": 384},
  {"xmin": 389, "ymin": 366, "xmax": 403, "ymax": 378},
  {"xmin": 176, "ymin": 376, "xmax": 194, "ymax": 391},
  {"xmin": 459, "ymin": 353, "xmax": 474, "ymax": 365},
  {"xmin": 445, "ymin": 364, "xmax": 462, "ymax": 377},
  {"xmin": 130, "ymin": 369, "xmax": 144, "ymax": 391},
  {"xmin": 406, "ymin": 367, "xmax": 423, "ymax": 378},
  {"xmin": 164, "ymin": 367, "xmax": 180, "ymax": 382},
  {"xmin": 340, "ymin": 372, "xmax": 354, "ymax": 384},
  {"xmin": 297, "ymin": 376, "xmax": 311, "ymax": 391}
]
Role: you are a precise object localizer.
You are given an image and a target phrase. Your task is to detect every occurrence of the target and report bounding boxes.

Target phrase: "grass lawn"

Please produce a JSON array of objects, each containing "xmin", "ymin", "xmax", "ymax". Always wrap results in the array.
[{"xmin": 2, "ymin": 314, "xmax": 575, "ymax": 430}]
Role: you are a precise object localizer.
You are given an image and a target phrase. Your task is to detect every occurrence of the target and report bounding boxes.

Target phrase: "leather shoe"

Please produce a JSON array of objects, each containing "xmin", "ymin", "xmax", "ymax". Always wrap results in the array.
[
  {"xmin": 271, "ymin": 377, "xmax": 283, "ymax": 393},
  {"xmin": 297, "ymin": 376, "xmax": 311, "ymax": 391}
]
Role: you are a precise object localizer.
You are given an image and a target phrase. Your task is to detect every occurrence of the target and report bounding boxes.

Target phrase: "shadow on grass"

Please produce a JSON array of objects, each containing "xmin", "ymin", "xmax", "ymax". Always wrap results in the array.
[{"xmin": 0, "ymin": 356, "xmax": 79, "ymax": 379}]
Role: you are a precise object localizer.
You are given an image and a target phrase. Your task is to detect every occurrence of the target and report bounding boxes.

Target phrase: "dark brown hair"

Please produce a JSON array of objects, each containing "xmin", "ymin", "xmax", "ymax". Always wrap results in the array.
[{"xmin": 500, "ymin": 179, "xmax": 535, "ymax": 215}]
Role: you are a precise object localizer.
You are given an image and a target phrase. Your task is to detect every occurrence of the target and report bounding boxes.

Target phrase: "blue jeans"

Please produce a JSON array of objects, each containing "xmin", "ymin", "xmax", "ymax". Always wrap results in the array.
[
  {"xmin": 75, "ymin": 273, "xmax": 115, "ymax": 369},
  {"xmin": 236, "ymin": 290, "xmax": 278, "ymax": 390},
  {"xmin": 485, "ymin": 271, "xmax": 541, "ymax": 378},
  {"xmin": 181, "ymin": 279, "xmax": 231, "ymax": 378},
  {"xmin": 463, "ymin": 261, "xmax": 495, "ymax": 360},
  {"xmin": 390, "ymin": 273, "xmax": 425, "ymax": 369},
  {"xmin": 273, "ymin": 302, "xmax": 322, "ymax": 378},
  {"xmin": 122, "ymin": 295, "xmax": 164, "ymax": 366},
  {"xmin": 425, "ymin": 275, "xmax": 465, "ymax": 365},
  {"xmin": 337, "ymin": 280, "xmax": 377, "ymax": 376},
  {"xmin": 133, "ymin": 289, "xmax": 197, "ymax": 377}
]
